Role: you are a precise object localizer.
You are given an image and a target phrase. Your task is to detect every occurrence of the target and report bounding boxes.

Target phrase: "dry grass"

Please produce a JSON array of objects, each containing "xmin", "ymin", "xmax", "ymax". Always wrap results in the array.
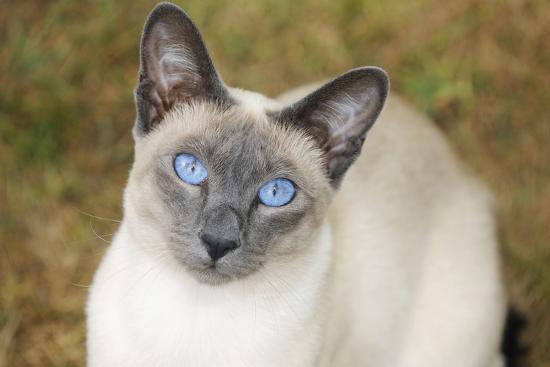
[{"xmin": 1, "ymin": 0, "xmax": 549, "ymax": 365}]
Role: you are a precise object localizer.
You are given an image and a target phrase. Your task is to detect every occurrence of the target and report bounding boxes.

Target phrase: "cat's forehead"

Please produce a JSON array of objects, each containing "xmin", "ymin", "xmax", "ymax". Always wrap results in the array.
[{"xmin": 158, "ymin": 101, "xmax": 305, "ymax": 156}]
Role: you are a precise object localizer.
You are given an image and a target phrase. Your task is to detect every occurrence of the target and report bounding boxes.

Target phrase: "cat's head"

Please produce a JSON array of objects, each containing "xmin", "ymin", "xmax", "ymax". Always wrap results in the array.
[{"xmin": 124, "ymin": 3, "xmax": 389, "ymax": 285}]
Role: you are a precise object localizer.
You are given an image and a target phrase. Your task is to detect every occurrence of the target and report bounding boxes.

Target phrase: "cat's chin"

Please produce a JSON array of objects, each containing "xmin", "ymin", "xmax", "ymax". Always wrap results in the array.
[{"xmin": 185, "ymin": 263, "xmax": 242, "ymax": 286}]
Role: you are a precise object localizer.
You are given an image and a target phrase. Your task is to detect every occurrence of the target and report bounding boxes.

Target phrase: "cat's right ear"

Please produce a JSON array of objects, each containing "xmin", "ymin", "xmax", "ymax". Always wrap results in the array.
[{"xmin": 134, "ymin": 3, "xmax": 230, "ymax": 136}]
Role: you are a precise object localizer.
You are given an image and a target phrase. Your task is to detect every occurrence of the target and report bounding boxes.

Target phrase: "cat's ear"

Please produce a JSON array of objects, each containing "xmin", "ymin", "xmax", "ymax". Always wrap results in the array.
[
  {"xmin": 278, "ymin": 67, "xmax": 389, "ymax": 188},
  {"xmin": 134, "ymin": 3, "xmax": 229, "ymax": 135}
]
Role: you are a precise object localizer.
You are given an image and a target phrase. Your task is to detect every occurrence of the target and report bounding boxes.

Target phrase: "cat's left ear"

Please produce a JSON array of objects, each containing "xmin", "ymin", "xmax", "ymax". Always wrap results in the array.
[
  {"xmin": 134, "ymin": 3, "xmax": 229, "ymax": 135},
  {"xmin": 278, "ymin": 67, "xmax": 389, "ymax": 188}
]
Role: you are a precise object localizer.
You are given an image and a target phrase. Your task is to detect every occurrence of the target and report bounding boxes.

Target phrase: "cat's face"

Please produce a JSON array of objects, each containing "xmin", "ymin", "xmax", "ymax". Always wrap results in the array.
[
  {"xmin": 127, "ymin": 102, "xmax": 331, "ymax": 284},
  {"xmin": 124, "ymin": 3, "xmax": 388, "ymax": 285}
]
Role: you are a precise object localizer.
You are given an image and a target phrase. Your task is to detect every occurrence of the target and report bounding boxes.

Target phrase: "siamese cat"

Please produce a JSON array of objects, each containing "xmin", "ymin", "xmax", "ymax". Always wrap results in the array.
[{"xmin": 87, "ymin": 3, "xmax": 506, "ymax": 366}]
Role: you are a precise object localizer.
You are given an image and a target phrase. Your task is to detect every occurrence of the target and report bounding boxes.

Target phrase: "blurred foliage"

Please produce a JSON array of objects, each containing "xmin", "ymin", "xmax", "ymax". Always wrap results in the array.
[{"xmin": 1, "ymin": 0, "xmax": 549, "ymax": 366}]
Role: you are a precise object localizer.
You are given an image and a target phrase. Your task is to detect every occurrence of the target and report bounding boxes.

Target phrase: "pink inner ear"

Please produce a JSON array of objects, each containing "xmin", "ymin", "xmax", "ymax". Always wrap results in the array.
[
  {"xmin": 156, "ymin": 42, "xmax": 202, "ymax": 95},
  {"xmin": 315, "ymin": 89, "xmax": 378, "ymax": 157},
  {"xmin": 143, "ymin": 23, "xmax": 204, "ymax": 126},
  {"xmin": 147, "ymin": 86, "xmax": 166, "ymax": 128}
]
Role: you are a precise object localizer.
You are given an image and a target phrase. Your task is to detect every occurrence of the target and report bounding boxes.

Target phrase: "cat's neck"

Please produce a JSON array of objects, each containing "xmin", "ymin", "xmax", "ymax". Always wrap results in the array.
[{"xmin": 104, "ymin": 219, "xmax": 333, "ymax": 366}]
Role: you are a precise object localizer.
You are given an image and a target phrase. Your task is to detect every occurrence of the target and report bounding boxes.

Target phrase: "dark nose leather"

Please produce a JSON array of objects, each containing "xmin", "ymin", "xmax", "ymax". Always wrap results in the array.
[{"xmin": 200, "ymin": 231, "xmax": 239, "ymax": 261}]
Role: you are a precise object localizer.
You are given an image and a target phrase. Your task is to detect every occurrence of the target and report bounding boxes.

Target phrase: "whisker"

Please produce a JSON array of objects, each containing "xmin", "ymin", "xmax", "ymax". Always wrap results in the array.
[
  {"xmin": 89, "ymin": 219, "xmax": 112, "ymax": 244},
  {"xmin": 125, "ymin": 251, "xmax": 172, "ymax": 296},
  {"xmin": 98, "ymin": 247, "xmax": 172, "ymax": 284},
  {"xmin": 258, "ymin": 269, "xmax": 303, "ymax": 327},
  {"xmin": 78, "ymin": 209, "xmax": 122, "ymax": 223}
]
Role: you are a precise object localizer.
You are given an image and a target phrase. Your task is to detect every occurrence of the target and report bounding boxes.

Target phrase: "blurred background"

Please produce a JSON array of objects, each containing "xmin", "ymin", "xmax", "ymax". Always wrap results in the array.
[{"xmin": 1, "ymin": 0, "xmax": 549, "ymax": 365}]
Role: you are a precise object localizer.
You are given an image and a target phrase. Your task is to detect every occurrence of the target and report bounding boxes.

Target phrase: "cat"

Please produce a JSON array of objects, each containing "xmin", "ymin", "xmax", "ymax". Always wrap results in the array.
[{"xmin": 86, "ymin": 3, "xmax": 506, "ymax": 366}]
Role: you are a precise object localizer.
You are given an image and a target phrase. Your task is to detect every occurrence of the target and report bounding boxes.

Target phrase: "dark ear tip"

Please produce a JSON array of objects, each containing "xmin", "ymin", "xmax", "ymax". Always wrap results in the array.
[
  {"xmin": 143, "ymin": 2, "xmax": 191, "ymax": 32},
  {"xmin": 149, "ymin": 2, "xmax": 187, "ymax": 17},
  {"xmin": 140, "ymin": 2, "xmax": 195, "ymax": 58},
  {"xmin": 349, "ymin": 66, "xmax": 390, "ymax": 94},
  {"xmin": 370, "ymin": 66, "xmax": 390, "ymax": 90}
]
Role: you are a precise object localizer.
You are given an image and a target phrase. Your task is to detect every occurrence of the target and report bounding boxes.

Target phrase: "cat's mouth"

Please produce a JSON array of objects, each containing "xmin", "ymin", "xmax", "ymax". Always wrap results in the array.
[
  {"xmin": 180, "ymin": 252, "xmax": 262, "ymax": 286},
  {"xmin": 169, "ymin": 240, "xmax": 261, "ymax": 285},
  {"xmin": 192, "ymin": 263, "xmax": 234, "ymax": 285}
]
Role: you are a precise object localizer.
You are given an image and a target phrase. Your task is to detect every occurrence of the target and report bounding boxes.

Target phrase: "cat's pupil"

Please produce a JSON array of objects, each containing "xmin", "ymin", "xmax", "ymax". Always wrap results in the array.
[
  {"xmin": 190, "ymin": 163, "xmax": 195, "ymax": 173},
  {"xmin": 272, "ymin": 185, "xmax": 278, "ymax": 196}
]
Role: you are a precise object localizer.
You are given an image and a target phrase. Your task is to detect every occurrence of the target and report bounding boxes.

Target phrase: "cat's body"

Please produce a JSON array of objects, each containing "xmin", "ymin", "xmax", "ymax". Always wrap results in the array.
[
  {"xmin": 281, "ymin": 88, "xmax": 506, "ymax": 367},
  {"xmin": 87, "ymin": 4, "xmax": 505, "ymax": 366}
]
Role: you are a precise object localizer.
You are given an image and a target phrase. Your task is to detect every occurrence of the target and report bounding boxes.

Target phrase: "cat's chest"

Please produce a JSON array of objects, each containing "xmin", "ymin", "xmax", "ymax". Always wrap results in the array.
[
  {"xmin": 92, "ymin": 241, "xmax": 325, "ymax": 366},
  {"xmin": 125, "ymin": 274, "xmax": 303, "ymax": 364}
]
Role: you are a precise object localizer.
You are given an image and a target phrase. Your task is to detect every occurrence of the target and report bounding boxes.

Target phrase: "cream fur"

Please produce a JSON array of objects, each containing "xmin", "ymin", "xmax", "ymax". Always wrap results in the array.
[{"xmin": 87, "ymin": 84, "xmax": 506, "ymax": 366}]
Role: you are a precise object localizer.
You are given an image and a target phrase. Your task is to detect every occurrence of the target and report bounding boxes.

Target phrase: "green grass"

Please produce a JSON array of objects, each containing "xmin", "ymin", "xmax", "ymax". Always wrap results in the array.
[{"xmin": 1, "ymin": 0, "xmax": 549, "ymax": 365}]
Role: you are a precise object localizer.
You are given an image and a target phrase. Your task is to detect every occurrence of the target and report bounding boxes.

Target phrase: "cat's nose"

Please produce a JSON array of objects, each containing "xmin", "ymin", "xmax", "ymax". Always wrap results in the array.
[{"xmin": 200, "ymin": 231, "xmax": 239, "ymax": 261}]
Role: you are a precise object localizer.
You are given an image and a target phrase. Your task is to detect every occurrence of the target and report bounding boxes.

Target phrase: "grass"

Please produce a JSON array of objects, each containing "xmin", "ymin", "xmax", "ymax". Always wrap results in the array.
[{"xmin": 1, "ymin": 0, "xmax": 549, "ymax": 365}]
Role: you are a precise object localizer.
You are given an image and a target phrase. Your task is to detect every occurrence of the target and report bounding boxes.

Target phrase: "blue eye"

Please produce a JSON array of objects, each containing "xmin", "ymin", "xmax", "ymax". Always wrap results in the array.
[
  {"xmin": 174, "ymin": 153, "xmax": 208, "ymax": 185},
  {"xmin": 258, "ymin": 178, "xmax": 296, "ymax": 207}
]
